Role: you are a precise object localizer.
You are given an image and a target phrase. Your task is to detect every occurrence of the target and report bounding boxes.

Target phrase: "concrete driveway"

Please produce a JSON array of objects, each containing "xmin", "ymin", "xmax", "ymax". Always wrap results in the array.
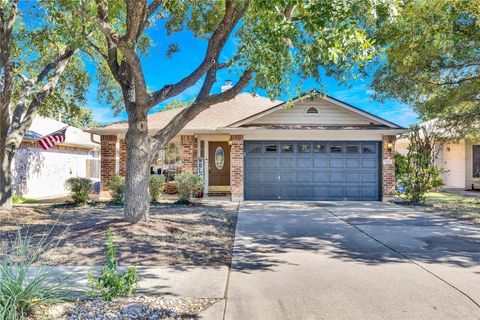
[{"xmin": 224, "ymin": 202, "xmax": 480, "ymax": 320}]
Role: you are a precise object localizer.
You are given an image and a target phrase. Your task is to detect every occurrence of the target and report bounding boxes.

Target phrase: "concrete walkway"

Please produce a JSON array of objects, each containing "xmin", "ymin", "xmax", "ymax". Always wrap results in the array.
[
  {"xmin": 224, "ymin": 202, "xmax": 480, "ymax": 320},
  {"xmin": 38, "ymin": 265, "xmax": 228, "ymax": 298}
]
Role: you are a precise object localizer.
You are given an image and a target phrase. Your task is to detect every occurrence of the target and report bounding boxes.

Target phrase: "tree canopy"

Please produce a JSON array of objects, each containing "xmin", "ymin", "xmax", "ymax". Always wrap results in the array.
[{"xmin": 371, "ymin": 0, "xmax": 480, "ymax": 139}]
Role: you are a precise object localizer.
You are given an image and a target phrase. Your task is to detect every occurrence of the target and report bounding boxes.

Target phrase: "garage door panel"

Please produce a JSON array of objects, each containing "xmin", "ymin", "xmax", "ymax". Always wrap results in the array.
[
  {"xmin": 245, "ymin": 141, "xmax": 380, "ymax": 201},
  {"xmin": 329, "ymin": 172, "xmax": 344, "ymax": 183},
  {"xmin": 297, "ymin": 158, "xmax": 312, "ymax": 168},
  {"xmin": 264, "ymin": 158, "xmax": 279, "ymax": 168},
  {"xmin": 313, "ymin": 172, "xmax": 329, "ymax": 182},
  {"xmin": 313, "ymin": 158, "xmax": 328, "ymax": 168},
  {"xmin": 297, "ymin": 172, "xmax": 312, "ymax": 183},
  {"xmin": 280, "ymin": 158, "xmax": 295, "ymax": 168},
  {"xmin": 329, "ymin": 158, "xmax": 344, "ymax": 168}
]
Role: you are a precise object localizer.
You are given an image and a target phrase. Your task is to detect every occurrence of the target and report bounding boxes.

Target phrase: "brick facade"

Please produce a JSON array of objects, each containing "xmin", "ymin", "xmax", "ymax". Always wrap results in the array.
[
  {"xmin": 230, "ymin": 134, "xmax": 244, "ymax": 200},
  {"xmin": 119, "ymin": 139, "xmax": 127, "ymax": 176},
  {"xmin": 180, "ymin": 135, "xmax": 198, "ymax": 174},
  {"xmin": 382, "ymin": 135, "xmax": 396, "ymax": 200},
  {"xmin": 100, "ymin": 135, "xmax": 117, "ymax": 192}
]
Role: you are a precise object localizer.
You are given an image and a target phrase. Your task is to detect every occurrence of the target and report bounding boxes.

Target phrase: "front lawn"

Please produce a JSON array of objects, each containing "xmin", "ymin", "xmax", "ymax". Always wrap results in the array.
[
  {"xmin": 406, "ymin": 192, "xmax": 480, "ymax": 224},
  {"xmin": 0, "ymin": 202, "xmax": 238, "ymax": 266}
]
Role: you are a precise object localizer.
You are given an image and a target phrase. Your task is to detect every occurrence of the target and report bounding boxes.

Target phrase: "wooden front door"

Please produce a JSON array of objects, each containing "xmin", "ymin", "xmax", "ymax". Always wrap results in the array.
[{"xmin": 208, "ymin": 141, "xmax": 230, "ymax": 190}]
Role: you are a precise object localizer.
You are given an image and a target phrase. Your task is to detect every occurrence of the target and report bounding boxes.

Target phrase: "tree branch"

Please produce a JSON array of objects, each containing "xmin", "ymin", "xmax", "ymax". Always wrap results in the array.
[
  {"xmin": 150, "ymin": 69, "xmax": 253, "ymax": 151},
  {"xmin": 148, "ymin": 0, "xmax": 249, "ymax": 109},
  {"xmin": 8, "ymin": 48, "xmax": 78, "ymax": 145}
]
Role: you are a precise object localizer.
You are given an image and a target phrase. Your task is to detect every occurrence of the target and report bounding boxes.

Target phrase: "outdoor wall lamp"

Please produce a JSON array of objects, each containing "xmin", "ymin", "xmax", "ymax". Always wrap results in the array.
[
  {"xmin": 387, "ymin": 142, "xmax": 393, "ymax": 152},
  {"xmin": 228, "ymin": 139, "xmax": 233, "ymax": 146}
]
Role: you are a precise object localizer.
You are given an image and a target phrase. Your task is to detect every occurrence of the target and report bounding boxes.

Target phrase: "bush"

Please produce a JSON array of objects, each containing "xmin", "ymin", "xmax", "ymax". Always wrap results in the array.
[
  {"xmin": 107, "ymin": 176, "xmax": 125, "ymax": 203},
  {"xmin": 0, "ymin": 230, "xmax": 70, "ymax": 319},
  {"xmin": 65, "ymin": 177, "xmax": 92, "ymax": 204},
  {"xmin": 88, "ymin": 228, "xmax": 139, "ymax": 301},
  {"xmin": 12, "ymin": 195, "xmax": 36, "ymax": 204},
  {"xmin": 149, "ymin": 175, "xmax": 166, "ymax": 202},
  {"xmin": 398, "ymin": 125, "xmax": 444, "ymax": 203},
  {"xmin": 174, "ymin": 173, "xmax": 204, "ymax": 202}
]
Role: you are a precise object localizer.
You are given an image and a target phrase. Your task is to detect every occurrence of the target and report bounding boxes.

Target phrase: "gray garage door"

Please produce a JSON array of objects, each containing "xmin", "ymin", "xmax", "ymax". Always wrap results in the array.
[{"xmin": 244, "ymin": 141, "xmax": 381, "ymax": 201}]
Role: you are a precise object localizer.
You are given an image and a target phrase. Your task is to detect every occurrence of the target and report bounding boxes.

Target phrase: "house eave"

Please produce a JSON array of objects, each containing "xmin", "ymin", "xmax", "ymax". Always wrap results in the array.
[{"xmin": 216, "ymin": 127, "xmax": 406, "ymax": 135}]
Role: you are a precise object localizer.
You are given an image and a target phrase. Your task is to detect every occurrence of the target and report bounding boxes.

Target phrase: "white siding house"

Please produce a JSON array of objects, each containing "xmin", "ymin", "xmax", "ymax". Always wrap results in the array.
[{"xmin": 12, "ymin": 116, "xmax": 100, "ymax": 199}]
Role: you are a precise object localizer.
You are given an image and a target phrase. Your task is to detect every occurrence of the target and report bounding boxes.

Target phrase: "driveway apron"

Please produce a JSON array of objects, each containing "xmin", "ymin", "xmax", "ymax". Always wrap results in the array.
[{"xmin": 224, "ymin": 201, "xmax": 480, "ymax": 320}]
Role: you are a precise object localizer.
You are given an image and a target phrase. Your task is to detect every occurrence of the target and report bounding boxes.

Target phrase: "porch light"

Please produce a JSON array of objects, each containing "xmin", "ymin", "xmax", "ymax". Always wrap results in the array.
[
  {"xmin": 228, "ymin": 139, "xmax": 233, "ymax": 146},
  {"xmin": 387, "ymin": 142, "xmax": 393, "ymax": 152}
]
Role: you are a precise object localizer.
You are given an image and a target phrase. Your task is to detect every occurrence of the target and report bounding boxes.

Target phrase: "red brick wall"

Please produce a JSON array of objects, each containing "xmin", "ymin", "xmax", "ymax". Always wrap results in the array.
[
  {"xmin": 101, "ymin": 135, "xmax": 117, "ymax": 192},
  {"xmin": 382, "ymin": 135, "xmax": 396, "ymax": 199},
  {"xmin": 180, "ymin": 135, "xmax": 198, "ymax": 174},
  {"xmin": 119, "ymin": 139, "xmax": 127, "ymax": 176},
  {"xmin": 230, "ymin": 134, "xmax": 244, "ymax": 200}
]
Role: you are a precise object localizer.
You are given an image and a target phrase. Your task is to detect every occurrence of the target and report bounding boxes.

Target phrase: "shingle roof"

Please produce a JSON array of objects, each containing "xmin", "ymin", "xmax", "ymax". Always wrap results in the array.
[{"xmin": 88, "ymin": 93, "xmax": 280, "ymax": 134}]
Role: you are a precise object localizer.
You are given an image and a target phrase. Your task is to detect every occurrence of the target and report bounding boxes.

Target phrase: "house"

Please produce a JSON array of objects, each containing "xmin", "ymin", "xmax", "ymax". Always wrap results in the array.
[
  {"xmin": 396, "ymin": 131, "xmax": 480, "ymax": 190},
  {"xmin": 13, "ymin": 116, "xmax": 100, "ymax": 199},
  {"xmin": 88, "ymin": 91, "xmax": 405, "ymax": 201}
]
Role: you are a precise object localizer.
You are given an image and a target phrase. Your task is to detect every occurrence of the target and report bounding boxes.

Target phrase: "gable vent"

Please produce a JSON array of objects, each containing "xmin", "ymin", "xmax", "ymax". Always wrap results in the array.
[{"xmin": 306, "ymin": 107, "xmax": 319, "ymax": 114}]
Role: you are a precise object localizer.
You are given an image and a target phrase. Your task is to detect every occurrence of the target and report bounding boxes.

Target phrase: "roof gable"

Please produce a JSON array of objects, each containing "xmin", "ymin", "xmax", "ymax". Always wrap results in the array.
[{"xmin": 228, "ymin": 92, "xmax": 403, "ymax": 129}]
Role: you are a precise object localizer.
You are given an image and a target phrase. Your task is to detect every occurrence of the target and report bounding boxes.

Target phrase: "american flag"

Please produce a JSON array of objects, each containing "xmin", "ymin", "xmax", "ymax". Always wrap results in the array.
[{"xmin": 38, "ymin": 127, "xmax": 67, "ymax": 150}]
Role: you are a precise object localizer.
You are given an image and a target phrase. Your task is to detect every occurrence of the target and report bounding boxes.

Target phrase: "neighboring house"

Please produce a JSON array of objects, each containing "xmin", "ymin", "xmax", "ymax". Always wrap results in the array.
[
  {"xmin": 13, "ymin": 116, "xmax": 100, "ymax": 199},
  {"xmin": 88, "ymin": 91, "xmax": 404, "ymax": 201},
  {"xmin": 397, "ymin": 133, "xmax": 480, "ymax": 190}
]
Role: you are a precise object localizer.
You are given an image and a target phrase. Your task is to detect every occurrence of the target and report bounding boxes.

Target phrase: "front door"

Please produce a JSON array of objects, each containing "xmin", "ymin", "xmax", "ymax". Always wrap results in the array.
[{"xmin": 208, "ymin": 141, "xmax": 230, "ymax": 192}]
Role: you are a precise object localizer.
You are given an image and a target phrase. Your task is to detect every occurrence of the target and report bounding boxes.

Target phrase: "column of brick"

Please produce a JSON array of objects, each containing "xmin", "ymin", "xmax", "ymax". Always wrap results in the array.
[
  {"xmin": 180, "ymin": 135, "xmax": 198, "ymax": 174},
  {"xmin": 382, "ymin": 135, "xmax": 396, "ymax": 200},
  {"xmin": 100, "ymin": 135, "xmax": 117, "ymax": 192},
  {"xmin": 230, "ymin": 134, "xmax": 244, "ymax": 201},
  {"xmin": 119, "ymin": 138, "xmax": 127, "ymax": 176}
]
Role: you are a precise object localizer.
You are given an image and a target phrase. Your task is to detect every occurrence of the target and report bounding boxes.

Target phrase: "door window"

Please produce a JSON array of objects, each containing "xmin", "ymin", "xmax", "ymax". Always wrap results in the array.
[{"xmin": 215, "ymin": 146, "xmax": 225, "ymax": 170}]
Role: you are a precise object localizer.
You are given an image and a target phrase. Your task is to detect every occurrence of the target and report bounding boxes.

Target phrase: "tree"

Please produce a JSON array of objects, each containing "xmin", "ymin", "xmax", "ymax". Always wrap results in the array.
[
  {"xmin": 0, "ymin": 1, "xmax": 88, "ymax": 208},
  {"xmin": 371, "ymin": 0, "xmax": 480, "ymax": 139},
  {"xmin": 65, "ymin": 0, "xmax": 397, "ymax": 223},
  {"xmin": 39, "ymin": 92, "xmax": 96, "ymax": 129},
  {"xmin": 397, "ymin": 125, "xmax": 444, "ymax": 203}
]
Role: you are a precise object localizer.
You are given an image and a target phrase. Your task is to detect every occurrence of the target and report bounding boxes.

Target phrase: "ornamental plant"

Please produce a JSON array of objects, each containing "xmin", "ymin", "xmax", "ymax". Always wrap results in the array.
[
  {"xmin": 107, "ymin": 176, "xmax": 125, "ymax": 203},
  {"xmin": 87, "ymin": 228, "xmax": 139, "ymax": 301},
  {"xmin": 66, "ymin": 177, "xmax": 93, "ymax": 204},
  {"xmin": 174, "ymin": 173, "xmax": 204, "ymax": 203},
  {"xmin": 149, "ymin": 175, "xmax": 166, "ymax": 202}
]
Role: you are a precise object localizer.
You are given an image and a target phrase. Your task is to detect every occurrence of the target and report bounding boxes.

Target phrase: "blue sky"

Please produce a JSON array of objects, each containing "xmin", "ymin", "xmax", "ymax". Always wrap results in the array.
[{"xmin": 85, "ymin": 23, "xmax": 418, "ymax": 128}]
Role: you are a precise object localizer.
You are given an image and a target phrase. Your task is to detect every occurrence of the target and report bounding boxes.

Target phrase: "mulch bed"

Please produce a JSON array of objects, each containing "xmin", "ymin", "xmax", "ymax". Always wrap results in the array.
[{"xmin": 0, "ymin": 202, "xmax": 238, "ymax": 266}]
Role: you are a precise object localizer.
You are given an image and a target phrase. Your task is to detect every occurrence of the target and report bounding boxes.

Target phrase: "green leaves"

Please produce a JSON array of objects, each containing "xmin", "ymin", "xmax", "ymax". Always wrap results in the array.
[{"xmin": 372, "ymin": 0, "xmax": 480, "ymax": 138}]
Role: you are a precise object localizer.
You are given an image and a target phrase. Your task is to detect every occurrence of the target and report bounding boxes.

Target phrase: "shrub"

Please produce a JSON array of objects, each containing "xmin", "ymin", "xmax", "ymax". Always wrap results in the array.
[
  {"xmin": 65, "ymin": 177, "xmax": 92, "ymax": 204},
  {"xmin": 88, "ymin": 228, "xmax": 139, "ymax": 301},
  {"xmin": 149, "ymin": 175, "xmax": 166, "ymax": 202},
  {"xmin": 107, "ymin": 176, "xmax": 125, "ymax": 203},
  {"xmin": 12, "ymin": 195, "xmax": 36, "ymax": 204},
  {"xmin": 398, "ymin": 125, "xmax": 444, "ymax": 203},
  {"xmin": 174, "ymin": 173, "xmax": 204, "ymax": 202},
  {"xmin": 0, "ymin": 230, "xmax": 70, "ymax": 319}
]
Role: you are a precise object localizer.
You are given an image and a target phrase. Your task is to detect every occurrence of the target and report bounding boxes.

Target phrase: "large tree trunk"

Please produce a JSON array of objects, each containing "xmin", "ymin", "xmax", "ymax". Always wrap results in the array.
[
  {"xmin": 0, "ymin": 148, "xmax": 14, "ymax": 209},
  {"xmin": 124, "ymin": 108, "xmax": 151, "ymax": 223}
]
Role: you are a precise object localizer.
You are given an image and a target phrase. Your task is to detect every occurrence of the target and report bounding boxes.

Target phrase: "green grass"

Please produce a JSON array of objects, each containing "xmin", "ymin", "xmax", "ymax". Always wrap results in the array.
[
  {"xmin": 12, "ymin": 196, "xmax": 36, "ymax": 204},
  {"xmin": 424, "ymin": 192, "xmax": 480, "ymax": 223}
]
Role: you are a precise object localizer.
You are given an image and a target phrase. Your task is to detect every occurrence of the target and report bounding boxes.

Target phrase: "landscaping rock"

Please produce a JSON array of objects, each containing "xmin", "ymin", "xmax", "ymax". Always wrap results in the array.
[{"xmin": 38, "ymin": 296, "xmax": 219, "ymax": 320}]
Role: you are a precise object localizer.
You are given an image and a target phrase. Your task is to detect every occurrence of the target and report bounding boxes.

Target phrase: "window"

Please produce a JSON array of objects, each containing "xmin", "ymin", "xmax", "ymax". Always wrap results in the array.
[
  {"xmin": 362, "ymin": 144, "xmax": 376, "ymax": 154},
  {"xmin": 330, "ymin": 144, "xmax": 343, "ymax": 153},
  {"xmin": 473, "ymin": 145, "xmax": 480, "ymax": 178},
  {"xmin": 281, "ymin": 143, "xmax": 294, "ymax": 153},
  {"xmin": 313, "ymin": 143, "xmax": 326, "ymax": 153},
  {"xmin": 305, "ymin": 107, "xmax": 319, "ymax": 114},
  {"xmin": 346, "ymin": 144, "xmax": 359, "ymax": 154},
  {"xmin": 249, "ymin": 144, "xmax": 262, "ymax": 153},
  {"xmin": 298, "ymin": 143, "xmax": 311, "ymax": 153},
  {"xmin": 266, "ymin": 144, "xmax": 278, "ymax": 153}
]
